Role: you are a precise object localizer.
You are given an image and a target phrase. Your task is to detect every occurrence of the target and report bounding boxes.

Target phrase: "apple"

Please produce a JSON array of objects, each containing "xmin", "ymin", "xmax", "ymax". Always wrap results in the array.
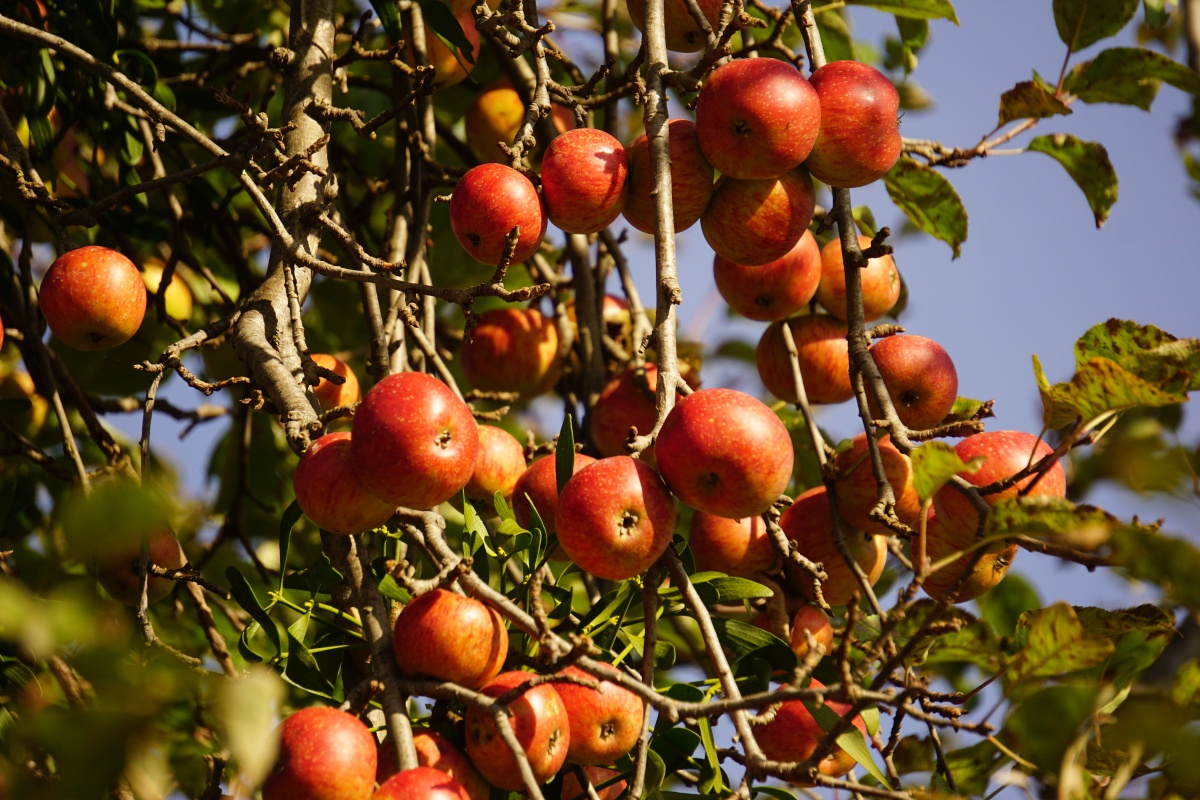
[
  {"xmin": 789, "ymin": 603, "xmax": 834, "ymax": 660},
  {"xmin": 626, "ymin": 0, "xmax": 723, "ymax": 52},
  {"xmin": 39, "ymin": 246, "xmax": 147, "ymax": 350},
  {"xmin": 407, "ymin": 7, "xmax": 481, "ymax": 89},
  {"xmin": 141, "ymin": 257, "xmax": 193, "ymax": 322},
  {"xmin": 816, "ymin": 235, "xmax": 901, "ymax": 322},
  {"xmin": 933, "ymin": 430, "xmax": 1067, "ymax": 539},
  {"xmin": 805, "ymin": 61, "xmax": 902, "ymax": 189},
  {"xmin": 465, "ymin": 425, "xmax": 526, "ymax": 503},
  {"xmin": 393, "ymin": 587, "xmax": 508, "ymax": 688},
  {"xmin": 655, "ymin": 388, "xmax": 794, "ymax": 520},
  {"xmin": 350, "ymin": 372, "xmax": 479, "ymax": 508},
  {"xmin": 512, "ymin": 452, "xmax": 595, "ymax": 534},
  {"xmin": 701, "ymin": 168, "xmax": 815, "ymax": 267},
  {"xmin": 915, "ymin": 507, "xmax": 1016, "ymax": 603},
  {"xmin": 465, "ymin": 78, "xmax": 575, "ymax": 164},
  {"xmin": 310, "ymin": 353, "xmax": 361, "ymax": 412},
  {"xmin": 622, "ymin": 119, "xmax": 715, "ymax": 234},
  {"xmin": 556, "ymin": 456, "xmax": 677, "ymax": 580},
  {"xmin": 464, "ymin": 670, "xmax": 571, "ymax": 791},
  {"xmin": 262, "ymin": 706, "xmax": 377, "ymax": 800},
  {"xmin": 831, "ymin": 433, "xmax": 922, "ymax": 535},
  {"xmin": 756, "ymin": 314, "xmax": 853, "ymax": 405},
  {"xmin": 374, "ymin": 767, "xmax": 470, "ymax": 800},
  {"xmin": 552, "ymin": 663, "xmax": 645, "ymax": 764},
  {"xmin": 0, "ymin": 369, "xmax": 47, "ymax": 435},
  {"xmin": 780, "ymin": 486, "xmax": 887, "ymax": 606},
  {"xmin": 589, "ymin": 364, "xmax": 662, "ymax": 463},
  {"xmin": 866, "ymin": 334, "xmax": 958, "ymax": 431},
  {"xmin": 294, "ymin": 432, "xmax": 396, "ymax": 535},
  {"xmin": 377, "ymin": 728, "xmax": 490, "ymax": 800},
  {"xmin": 450, "ymin": 164, "xmax": 547, "ymax": 265},
  {"xmin": 695, "ymin": 58, "xmax": 821, "ymax": 180},
  {"xmin": 754, "ymin": 677, "xmax": 866, "ymax": 780},
  {"xmin": 713, "ymin": 230, "xmax": 822, "ymax": 322},
  {"xmin": 96, "ymin": 527, "xmax": 187, "ymax": 606},
  {"xmin": 540, "ymin": 128, "xmax": 629, "ymax": 235},
  {"xmin": 459, "ymin": 307, "xmax": 561, "ymax": 401},
  {"xmin": 563, "ymin": 766, "xmax": 626, "ymax": 800},
  {"xmin": 0, "ymin": 310, "xmax": 4, "ymax": 350},
  {"xmin": 688, "ymin": 512, "xmax": 777, "ymax": 579}
]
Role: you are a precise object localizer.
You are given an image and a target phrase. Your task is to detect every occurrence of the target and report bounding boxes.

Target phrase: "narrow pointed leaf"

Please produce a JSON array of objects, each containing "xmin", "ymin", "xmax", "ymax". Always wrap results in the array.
[{"xmin": 556, "ymin": 414, "xmax": 575, "ymax": 494}]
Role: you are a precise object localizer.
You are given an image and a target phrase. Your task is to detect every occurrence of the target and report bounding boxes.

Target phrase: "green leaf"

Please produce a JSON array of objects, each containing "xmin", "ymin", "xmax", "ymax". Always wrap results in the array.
[
  {"xmin": 225, "ymin": 566, "xmax": 281, "ymax": 656},
  {"xmin": 1074, "ymin": 319, "xmax": 1200, "ymax": 393},
  {"xmin": 1008, "ymin": 602, "xmax": 1116, "ymax": 686},
  {"xmin": 278, "ymin": 500, "xmax": 302, "ymax": 592},
  {"xmin": 377, "ymin": 574, "xmax": 413, "ymax": 604},
  {"xmin": 1027, "ymin": 133, "xmax": 1118, "ymax": 228},
  {"xmin": 214, "ymin": 668, "xmax": 285, "ymax": 788},
  {"xmin": 369, "ymin": 0, "xmax": 403, "ymax": 42},
  {"xmin": 152, "ymin": 82, "xmax": 176, "ymax": 114},
  {"xmin": 1053, "ymin": 0, "xmax": 1139, "ymax": 51},
  {"xmin": 845, "ymin": 0, "xmax": 958, "ymax": 22},
  {"xmin": 1004, "ymin": 684, "xmax": 1100, "ymax": 771},
  {"xmin": 942, "ymin": 740, "xmax": 1005, "ymax": 797},
  {"xmin": 753, "ymin": 787, "xmax": 799, "ymax": 800},
  {"xmin": 803, "ymin": 699, "xmax": 890, "ymax": 785},
  {"xmin": 1033, "ymin": 352, "xmax": 1185, "ymax": 429},
  {"xmin": 997, "ymin": 80, "xmax": 1073, "ymax": 127},
  {"xmin": 1171, "ymin": 660, "xmax": 1200, "ymax": 708},
  {"xmin": 884, "ymin": 157, "xmax": 969, "ymax": 258},
  {"xmin": 984, "ymin": 496, "xmax": 1126, "ymax": 550},
  {"xmin": 556, "ymin": 414, "xmax": 575, "ymax": 494},
  {"xmin": 493, "ymin": 490, "xmax": 515, "ymax": 521},
  {"xmin": 685, "ymin": 573, "xmax": 775, "ymax": 604},
  {"xmin": 815, "ymin": 9, "xmax": 855, "ymax": 62},
  {"xmin": 910, "ymin": 441, "xmax": 984, "ymax": 503},
  {"xmin": 1108, "ymin": 525, "xmax": 1200, "ymax": 608},
  {"xmin": 414, "ymin": 0, "xmax": 475, "ymax": 65},
  {"xmin": 709, "ymin": 617, "xmax": 788, "ymax": 660},
  {"xmin": 941, "ymin": 395, "xmax": 991, "ymax": 424},
  {"xmin": 283, "ymin": 627, "xmax": 336, "ymax": 698},
  {"xmin": 974, "ymin": 572, "xmax": 1042, "ymax": 637},
  {"xmin": 1066, "ymin": 47, "xmax": 1200, "ymax": 111}
]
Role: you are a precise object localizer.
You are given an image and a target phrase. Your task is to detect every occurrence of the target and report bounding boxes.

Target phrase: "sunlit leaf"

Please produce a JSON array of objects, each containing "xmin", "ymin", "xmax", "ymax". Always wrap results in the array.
[
  {"xmin": 1027, "ymin": 134, "xmax": 1119, "ymax": 227},
  {"xmin": 1008, "ymin": 602, "xmax": 1116, "ymax": 685},
  {"xmin": 845, "ymin": 0, "xmax": 958, "ymax": 22},
  {"xmin": 1074, "ymin": 319, "xmax": 1200, "ymax": 393},
  {"xmin": 1053, "ymin": 0, "xmax": 1139, "ymax": 51},
  {"xmin": 214, "ymin": 667, "xmax": 284, "ymax": 788},
  {"xmin": 804, "ymin": 699, "xmax": 890, "ymax": 785},
  {"xmin": 884, "ymin": 157, "xmax": 969, "ymax": 257},
  {"xmin": 1033, "ymin": 353, "xmax": 1185, "ymax": 429},
  {"xmin": 997, "ymin": 80, "xmax": 1073, "ymax": 127},
  {"xmin": 911, "ymin": 441, "xmax": 984, "ymax": 503},
  {"xmin": 1004, "ymin": 684, "xmax": 1099, "ymax": 770},
  {"xmin": 1108, "ymin": 526, "xmax": 1200, "ymax": 608}
]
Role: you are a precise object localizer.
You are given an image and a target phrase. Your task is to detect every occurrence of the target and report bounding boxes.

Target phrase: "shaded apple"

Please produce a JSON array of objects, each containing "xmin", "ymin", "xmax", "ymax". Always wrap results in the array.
[
  {"xmin": 309, "ymin": 353, "xmax": 361, "ymax": 412},
  {"xmin": 701, "ymin": 168, "xmax": 816, "ymax": 267},
  {"xmin": 450, "ymin": 164, "xmax": 546, "ymax": 265},
  {"xmin": 805, "ymin": 60, "xmax": 902, "ymax": 189},
  {"xmin": 756, "ymin": 314, "xmax": 853, "ymax": 405},
  {"xmin": 626, "ymin": 0, "xmax": 722, "ymax": 52},
  {"xmin": 294, "ymin": 432, "xmax": 397, "ymax": 535},
  {"xmin": 141, "ymin": 257, "xmax": 193, "ymax": 322},
  {"xmin": 459, "ymin": 306, "xmax": 561, "ymax": 401},
  {"xmin": 780, "ymin": 486, "xmax": 887, "ymax": 606},
  {"xmin": 465, "ymin": 425, "xmax": 526, "ymax": 503},
  {"xmin": 96, "ymin": 527, "xmax": 187, "ymax": 606},
  {"xmin": 465, "ymin": 78, "xmax": 574, "ymax": 164},
  {"xmin": 688, "ymin": 512, "xmax": 777, "ymax": 578},
  {"xmin": 622, "ymin": 119, "xmax": 715, "ymax": 234},
  {"xmin": 374, "ymin": 767, "xmax": 470, "ymax": 800},
  {"xmin": 376, "ymin": 728, "xmax": 489, "ymax": 800},
  {"xmin": 831, "ymin": 433, "xmax": 922, "ymax": 535},
  {"xmin": 40, "ymin": 246, "xmax": 146, "ymax": 350},
  {"xmin": 563, "ymin": 766, "xmax": 626, "ymax": 800},
  {"xmin": 392, "ymin": 587, "xmax": 508, "ymax": 689},
  {"xmin": 789, "ymin": 603, "xmax": 833, "ymax": 660},
  {"xmin": 713, "ymin": 230, "xmax": 822, "ymax": 322},
  {"xmin": 541, "ymin": 128, "xmax": 629, "ymax": 234},
  {"xmin": 552, "ymin": 664, "xmax": 645, "ymax": 765},
  {"xmin": 914, "ymin": 507, "xmax": 1017, "ymax": 603},
  {"xmin": 866, "ymin": 334, "xmax": 958, "ymax": 431},
  {"xmin": 589, "ymin": 364, "xmax": 669, "ymax": 465},
  {"xmin": 816, "ymin": 235, "xmax": 901, "ymax": 322},
  {"xmin": 754, "ymin": 677, "xmax": 866, "ymax": 781},
  {"xmin": 465, "ymin": 670, "xmax": 571, "ymax": 791},
  {"xmin": 406, "ymin": 7, "xmax": 481, "ymax": 89},
  {"xmin": 262, "ymin": 706, "xmax": 377, "ymax": 800}
]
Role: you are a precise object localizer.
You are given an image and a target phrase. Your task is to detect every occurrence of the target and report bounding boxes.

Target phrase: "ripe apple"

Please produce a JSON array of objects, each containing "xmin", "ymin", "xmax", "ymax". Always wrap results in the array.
[
  {"xmin": 754, "ymin": 677, "xmax": 866, "ymax": 780},
  {"xmin": 465, "ymin": 425, "xmax": 526, "ymax": 503},
  {"xmin": 563, "ymin": 766, "xmax": 626, "ymax": 800},
  {"xmin": 512, "ymin": 452, "xmax": 595, "ymax": 534},
  {"xmin": 933, "ymin": 430, "xmax": 1067, "ymax": 539},
  {"xmin": 831, "ymin": 433, "xmax": 922, "ymax": 535},
  {"xmin": 540, "ymin": 128, "xmax": 629, "ymax": 234},
  {"xmin": 780, "ymin": 486, "xmax": 887, "ymax": 606},
  {"xmin": 805, "ymin": 60, "xmax": 902, "ymax": 189},
  {"xmin": 789, "ymin": 603, "xmax": 834, "ymax": 660},
  {"xmin": 96, "ymin": 527, "xmax": 187, "ymax": 606},
  {"xmin": 350, "ymin": 372, "xmax": 479, "ymax": 508},
  {"xmin": 695, "ymin": 58, "xmax": 821, "ymax": 180},
  {"xmin": 622, "ymin": 119, "xmax": 715, "ymax": 234},
  {"xmin": 262, "ymin": 706, "xmax": 377, "ymax": 800},
  {"xmin": 377, "ymin": 728, "xmax": 489, "ymax": 800},
  {"xmin": 141, "ymin": 257, "xmax": 193, "ymax": 322},
  {"xmin": 465, "ymin": 78, "xmax": 575, "ymax": 164},
  {"xmin": 39, "ymin": 246, "xmax": 146, "ymax": 350},
  {"xmin": 866, "ymin": 334, "xmax": 958, "ymax": 431},
  {"xmin": 713, "ymin": 230, "xmax": 821, "ymax": 322},
  {"xmin": 756, "ymin": 314, "xmax": 853, "ymax": 405},
  {"xmin": 392, "ymin": 588, "xmax": 508, "ymax": 688},
  {"xmin": 656, "ymin": 388, "xmax": 794, "ymax": 520},
  {"xmin": 701, "ymin": 168, "xmax": 815, "ymax": 266},
  {"xmin": 816, "ymin": 235, "xmax": 901, "ymax": 322},
  {"xmin": 688, "ymin": 512, "xmax": 777, "ymax": 579},
  {"xmin": 556, "ymin": 456, "xmax": 677, "ymax": 581},
  {"xmin": 589, "ymin": 364, "xmax": 663, "ymax": 464},
  {"xmin": 374, "ymin": 767, "xmax": 470, "ymax": 800},
  {"xmin": 465, "ymin": 670, "xmax": 571, "ymax": 791},
  {"xmin": 459, "ymin": 307, "xmax": 561, "ymax": 401},
  {"xmin": 552, "ymin": 664, "xmax": 645, "ymax": 764},
  {"xmin": 294, "ymin": 432, "xmax": 396, "ymax": 535},
  {"xmin": 626, "ymin": 0, "xmax": 723, "ymax": 52},
  {"xmin": 309, "ymin": 353, "xmax": 361, "ymax": 411},
  {"xmin": 407, "ymin": 7, "xmax": 481, "ymax": 89},
  {"xmin": 450, "ymin": 164, "xmax": 547, "ymax": 265},
  {"xmin": 915, "ymin": 507, "xmax": 1016, "ymax": 603}
]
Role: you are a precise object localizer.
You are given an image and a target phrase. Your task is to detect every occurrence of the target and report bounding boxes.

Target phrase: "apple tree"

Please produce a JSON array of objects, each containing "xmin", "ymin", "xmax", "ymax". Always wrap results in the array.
[{"xmin": 2, "ymin": 0, "xmax": 1200, "ymax": 798}]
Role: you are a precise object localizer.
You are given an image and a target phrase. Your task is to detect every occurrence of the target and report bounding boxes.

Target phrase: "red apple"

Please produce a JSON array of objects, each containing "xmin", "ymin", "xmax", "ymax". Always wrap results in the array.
[
  {"xmin": 450, "ymin": 164, "xmax": 547, "ymax": 265},
  {"xmin": 756, "ymin": 314, "xmax": 853, "ymax": 405},
  {"xmin": 915, "ymin": 507, "xmax": 1016, "ymax": 603},
  {"xmin": 816, "ymin": 235, "xmax": 901, "ymax": 322},
  {"xmin": 805, "ymin": 61, "xmax": 902, "ymax": 189},
  {"xmin": 754, "ymin": 677, "xmax": 866, "ymax": 780},
  {"xmin": 780, "ymin": 486, "xmax": 887, "ymax": 606},
  {"xmin": 622, "ymin": 119, "xmax": 715, "ymax": 234},
  {"xmin": 831, "ymin": 433, "xmax": 922, "ymax": 535},
  {"xmin": 626, "ymin": 0, "xmax": 723, "ymax": 52},
  {"xmin": 465, "ymin": 78, "xmax": 574, "ymax": 164},
  {"xmin": 512, "ymin": 452, "xmax": 595, "ymax": 534},
  {"xmin": 392, "ymin": 588, "xmax": 508, "ymax": 689},
  {"xmin": 262, "ymin": 706, "xmax": 377, "ymax": 800},
  {"xmin": 933, "ymin": 430, "xmax": 1067, "ymax": 540},
  {"xmin": 556, "ymin": 456, "xmax": 677, "ymax": 581},
  {"xmin": 695, "ymin": 58, "xmax": 821, "ymax": 180},
  {"xmin": 656, "ymin": 388, "xmax": 794, "ymax": 520},
  {"xmin": 351, "ymin": 372, "xmax": 479, "ymax": 508},
  {"xmin": 39, "ymin": 246, "xmax": 146, "ymax": 350},
  {"xmin": 459, "ymin": 307, "xmax": 561, "ymax": 401},
  {"xmin": 465, "ymin": 425, "xmax": 526, "ymax": 502},
  {"xmin": 866, "ymin": 335, "xmax": 958, "ymax": 431},
  {"xmin": 789, "ymin": 604, "xmax": 834, "ymax": 660},
  {"xmin": 541, "ymin": 128, "xmax": 629, "ymax": 234},
  {"xmin": 376, "ymin": 728, "xmax": 489, "ymax": 800},
  {"xmin": 465, "ymin": 670, "xmax": 571, "ymax": 791},
  {"xmin": 553, "ymin": 664, "xmax": 645, "ymax": 765},
  {"xmin": 310, "ymin": 353, "xmax": 360, "ymax": 411},
  {"xmin": 689, "ymin": 512, "xmax": 777, "ymax": 578},
  {"xmin": 589, "ymin": 364, "xmax": 667, "ymax": 464},
  {"xmin": 563, "ymin": 766, "xmax": 626, "ymax": 800},
  {"xmin": 713, "ymin": 230, "xmax": 822, "ymax": 322},
  {"xmin": 374, "ymin": 767, "xmax": 470, "ymax": 800},
  {"xmin": 701, "ymin": 168, "xmax": 815, "ymax": 266},
  {"xmin": 96, "ymin": 527, "xmax": 187, "ymax": 606},
  {"xmin": 294, "ymin": 432, "xmax": 397, "ymax": 535}
]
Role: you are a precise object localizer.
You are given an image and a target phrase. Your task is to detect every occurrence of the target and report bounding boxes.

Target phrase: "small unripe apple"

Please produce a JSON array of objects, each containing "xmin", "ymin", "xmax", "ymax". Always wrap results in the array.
[
  {"xmin": 540, "ymin": 128, "xmax": 629, "ymax": 235},
  {"xmin": 756, "ymin": 314, "xmax": 853, "ymax": 405},
  {"xmin": 262, "ymin": 706, "xmax": 377, "ymax": 800},
  {"xmin": 309, "ymin": 353, "xmax": 361, "ymax": 411},
  {"xmin": 392, "ymin": 588, "xmax": 508, "ymax": 689},
  {"xmin": 450, "ymin": 164, "xmax": 547, "ymax": 266},
  {"xmin": 805, "ymin": 60, "xmax": 902, "ymax": 189},
  {"xmin": 831, "ymin": 433, "xmax": 922, "ymax": 535},
  {"xmin": 459, "ymin": 307, "xmax": 561, "ymax": 401},
  {"xmin": 867, "ymin": 334, "xmax": 959, "ymax": 431},
  {"xmin": 465, "ymin": 78, "xmax": 574, "ymax": 164},
  {"xmin": 294, "ymin": 432, "xmax": 396, "ymax": 535},
  {"xmin": 40, "ymin": 246, "xmax": 146, "ymax": 350},
  {"xmin": 713, "ymin": 230, "xmax": 821, "ymax": 322},
  {"xmin": 816, "ymin": 235, "xmax": 901, "ymax": 322},
  {"xmin": 622, "ymin": 119, "xmax": 715, "ymax": 234},
  {"xmin": 689, "ymin": 512, "xmax": 777, "ymax": 578},
  {"xmin": 702, "ymin": 169, "xmax": 816, "ymax": 267},
  {"xmin": 626, "ymin": 0, "xmax": 722, "ymax": 52},
  {"xmin": 465, "ymin": 425, "xmax": 526, "ymax": 502},
  {"xmin": 465, "ymin": 670, "xmax": 571, "ymax": 791},
  {"xmin": 780, "ymin": 486, "xmax": 887, "ymax": 606}
]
